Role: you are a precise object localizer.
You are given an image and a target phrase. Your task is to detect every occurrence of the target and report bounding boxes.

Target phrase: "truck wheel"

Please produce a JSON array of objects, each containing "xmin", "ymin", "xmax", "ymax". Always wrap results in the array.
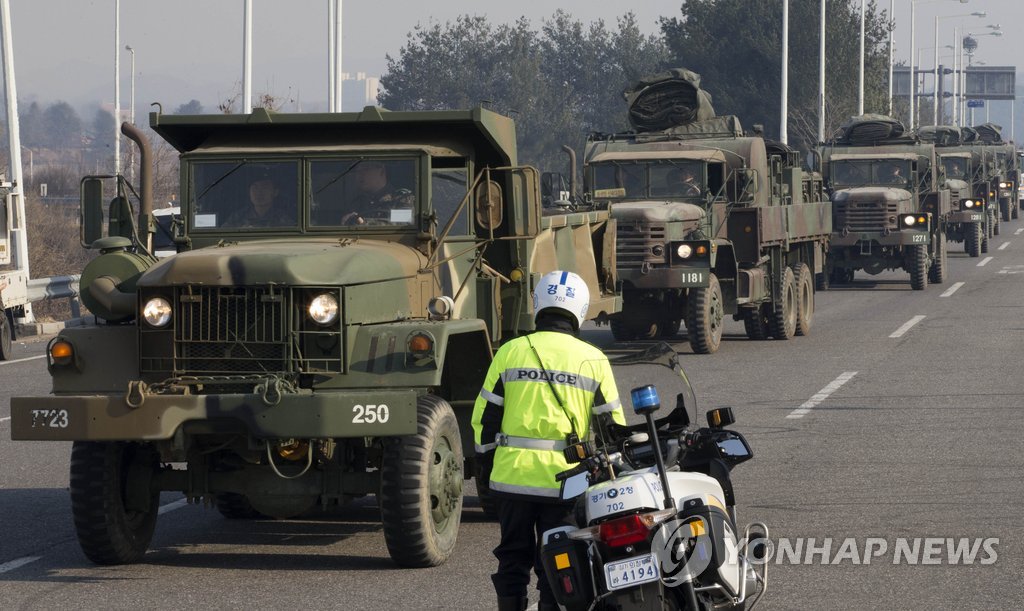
[
  {"xmin": 965, "ymin": 223, "xmax": 982, "ymax": 257},
  {"xmin": 1001, "ymin": 199, "xmax": 1012, "ymax": 222},
  {"xmin": 742, "ymin": 304, "xmax": 771, "ymax": 340},
  {"xmin": 610, "ymin": 318, "xmax": 637, "ymax": 341},
  {"xmin": 380, "ymin": 394, "xmax": 463, "ymax": 567},
  {"xmin": 814, "ymin": 271, "xmax": 829, "ymax": 292},
  {"xmin": 0, "ymin": 310, "xmax": 12, "ymax": 360},
  {"xmin": 769, "ymin": 267, "xmax": 797, "ymax": 340},
  {"xmin": 908, "ymin": 244, "xmax": 928, "ymax": 291},
  {"xmin": 70, "ymin": 441, "xmax": 159, "ymax": 565},
  {"xmin": 791, "ymin": 263, "xmax": 814, "ymax": 337},
  {"xmin": 659, "ymin": 319, "xmax": 682, "ymax": 338},
  {"xmin": 215, "ymin": 493, "xmax": 268, "ymax": 520},
  {"xmin": 685, "ymin": 274, "xmax": 723, "ymax": 354},
  {"xmin": 993, "ymin": 213, "xmax": 1000, "ymax": 236},
  {"xmin": 928, "ymin": 231, "xmax": 947, "ymax": 284}
]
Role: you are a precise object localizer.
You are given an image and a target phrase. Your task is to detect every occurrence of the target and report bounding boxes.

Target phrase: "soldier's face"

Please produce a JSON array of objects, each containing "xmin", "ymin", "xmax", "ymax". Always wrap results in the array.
[
  {"xmin": 249, "ymin": 179, "xmax": 278, "ymax": 214},
  {"xmin": 354, "ymin": 164, "xmax": 387, "ymax": 193}
]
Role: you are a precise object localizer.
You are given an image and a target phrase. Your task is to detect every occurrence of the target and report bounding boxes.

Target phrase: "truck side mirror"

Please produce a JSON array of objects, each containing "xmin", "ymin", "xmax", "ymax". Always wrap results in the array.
[
  {"xmin": 475, "ymin": 179, "xmax": 504, "ymax": 230},
  {"xmin": 81, "ymin": 177, "xmax": 104, "ymax": 247}
]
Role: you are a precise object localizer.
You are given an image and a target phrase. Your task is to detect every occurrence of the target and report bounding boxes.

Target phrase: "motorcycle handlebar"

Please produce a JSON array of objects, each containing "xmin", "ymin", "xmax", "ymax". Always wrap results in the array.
[{"xmin": 554, "ymin": 462, "xmax": 590, "ymax": 483}]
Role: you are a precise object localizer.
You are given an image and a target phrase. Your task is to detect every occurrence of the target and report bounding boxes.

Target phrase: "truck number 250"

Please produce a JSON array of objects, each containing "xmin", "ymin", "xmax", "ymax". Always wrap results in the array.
[{"xmin": 352, "ymin": 404, "xmax": 390, "ymax": 424}]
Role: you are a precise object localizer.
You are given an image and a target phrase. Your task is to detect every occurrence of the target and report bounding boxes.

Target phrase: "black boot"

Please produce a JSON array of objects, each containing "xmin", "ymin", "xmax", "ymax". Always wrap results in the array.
[{"xmin": 497, "ymin": 595, "xmax": 527, "ymax": 611}]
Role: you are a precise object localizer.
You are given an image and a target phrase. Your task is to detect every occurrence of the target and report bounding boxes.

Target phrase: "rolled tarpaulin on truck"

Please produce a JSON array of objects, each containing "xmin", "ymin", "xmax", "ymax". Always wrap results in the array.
[
  {"xmin": 834, "ymin": 114, "xmax": 907, "ymax": 145},
  {"xmin": 625, "ymin": 68, "xmax": 716, "ymax": 132}
]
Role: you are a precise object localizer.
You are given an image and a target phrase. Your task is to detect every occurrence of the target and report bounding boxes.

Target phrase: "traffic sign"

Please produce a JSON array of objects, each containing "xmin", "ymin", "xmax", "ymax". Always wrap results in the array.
[{"xmin": 967, "ymin": 99, "xmax": 985, "ymax": 108}]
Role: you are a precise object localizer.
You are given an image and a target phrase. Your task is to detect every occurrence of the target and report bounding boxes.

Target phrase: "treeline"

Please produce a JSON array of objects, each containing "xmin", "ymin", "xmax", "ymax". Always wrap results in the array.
[{"xmin": 380, "ymin": 1, "xmax": 896, "ymax": 169}]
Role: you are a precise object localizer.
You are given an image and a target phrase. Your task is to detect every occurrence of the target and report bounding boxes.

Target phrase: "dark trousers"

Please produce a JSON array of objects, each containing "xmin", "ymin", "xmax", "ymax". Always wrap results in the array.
[{"xmin": 492, "ymin": 497, "xmax": 573, "ymax": 603}]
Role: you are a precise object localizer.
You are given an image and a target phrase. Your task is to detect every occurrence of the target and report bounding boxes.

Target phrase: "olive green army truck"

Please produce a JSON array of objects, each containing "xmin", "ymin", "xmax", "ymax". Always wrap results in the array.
[
  {"xmin": 820, "ymin": 115, "xmax": 951, "ymax": 290},
  {"xmin": 585, "ymin": 69, "xmax": 830, "ymax": 354},
  {"xmin": 917, "ymin": 126, "xmax": 987, "ymax": 257},
  {"xmin": 9, "ymin": 107, "xmax": 619, "ymax": 567},
  {"xmin": 970, "ymin": 124, "xmax": 1019, "ymax": 224}
]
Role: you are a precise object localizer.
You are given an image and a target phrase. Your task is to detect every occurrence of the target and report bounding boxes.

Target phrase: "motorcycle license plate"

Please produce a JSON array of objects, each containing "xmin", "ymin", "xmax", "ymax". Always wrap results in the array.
[{"xmin": 604, "ymin": 553, "xmax": 660, "ymax": 591}]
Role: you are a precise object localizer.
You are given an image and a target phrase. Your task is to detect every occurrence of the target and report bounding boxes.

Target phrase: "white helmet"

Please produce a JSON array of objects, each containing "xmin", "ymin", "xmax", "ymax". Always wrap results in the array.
[{"xmin": 533, "ymin": 270, "xmax": 590, "ymax": 329}]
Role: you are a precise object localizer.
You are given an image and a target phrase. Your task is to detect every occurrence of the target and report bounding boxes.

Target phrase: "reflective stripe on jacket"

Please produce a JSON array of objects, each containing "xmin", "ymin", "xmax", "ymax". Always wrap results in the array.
[{"xmin": 471, "ymin": 331, "xmax": 624, "ymax": 499}]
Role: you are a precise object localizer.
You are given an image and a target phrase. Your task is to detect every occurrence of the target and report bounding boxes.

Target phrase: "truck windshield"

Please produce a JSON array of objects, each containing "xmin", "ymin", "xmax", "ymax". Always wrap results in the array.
[
  {"xmin": 942, "ymin": 158, "xmax": 968, "ymax": 180},
  {"xmin": 590, "ymin": 160, "xmax": 704, "ymax": 200},
  {"xmin": 191, "ymin": 161, "xmax": 300, "ymax": 230},
  {"xmin": 310, "ymin": 158, "xmax": 418, "ymax": 227},
  {"xmin": 832, "ymin": 160, "xmax": 912, "ymax": 188}
]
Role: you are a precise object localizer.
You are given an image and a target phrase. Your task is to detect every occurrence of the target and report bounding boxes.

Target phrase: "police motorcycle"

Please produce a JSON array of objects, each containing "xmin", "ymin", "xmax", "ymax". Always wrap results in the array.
[{"xmin": 540, "ymin": 343, "xmax": 767, "ymax": 611}]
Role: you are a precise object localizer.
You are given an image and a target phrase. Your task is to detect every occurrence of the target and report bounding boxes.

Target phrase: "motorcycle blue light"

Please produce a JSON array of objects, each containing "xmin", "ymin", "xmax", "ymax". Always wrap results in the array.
[{"xmin": 630, "ymin": 385, "xmax": 660, "ymax": 415}]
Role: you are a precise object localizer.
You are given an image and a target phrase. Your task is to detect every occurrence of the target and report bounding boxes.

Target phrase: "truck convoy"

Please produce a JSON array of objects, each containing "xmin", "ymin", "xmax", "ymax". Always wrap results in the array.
[
  {"xmin": 10, "ymin": 107, "xmax": 619, "ymax": 567},
  {"xmin": 916, "ymin": 125, "xmax": 987, "ymax": 257},
  {"xmin": 584, "ymin": 69, "xmax": 831, "ymax": 353},
  {"xmin": 819, "ymin": 115, "xmax": 951, "ymax": 290}
]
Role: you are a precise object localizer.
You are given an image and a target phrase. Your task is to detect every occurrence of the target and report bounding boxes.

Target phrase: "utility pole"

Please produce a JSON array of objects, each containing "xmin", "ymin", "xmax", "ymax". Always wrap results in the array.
[
  {"xmin": 243, "ymin": 0, "xmax": 252, "ymax": 113},
  {"xmin": 780, "ymin": 0, "xmax": 788, "ymax": 144},
  {"xmin": 114, "ymin": 0, "xmax": 120, "ymax": 175}
]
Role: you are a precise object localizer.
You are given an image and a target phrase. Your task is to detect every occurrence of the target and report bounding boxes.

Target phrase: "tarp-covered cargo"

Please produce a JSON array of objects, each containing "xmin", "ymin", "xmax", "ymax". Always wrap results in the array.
[{"xmin": 625, "ymin": 68, "xmax": 716, "ymax": 132}]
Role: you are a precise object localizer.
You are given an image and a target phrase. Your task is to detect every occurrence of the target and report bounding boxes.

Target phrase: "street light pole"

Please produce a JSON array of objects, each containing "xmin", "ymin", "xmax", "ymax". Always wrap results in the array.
[
  {"xmin": 114, "ymin": 0, "xmax": 120, "ymax": 175},
  {"xmin": 242, "ymin": 0, "xmax": 252, "ymax": 113},
  {"xmin": 818, "ymin": 0, "xmax": 825, "ymax": 143},
  {"xmin": 888, "ymin": 0, "xmax": 894, "ymax": 115},
  {"xmin": 125, "ymin": 44, "xmax": 135, "ymax": 182},
  {"xmin": 934, "ymin": 11, "xmax": 985, "ymax": 126},
  {"xmin": 858, "ymin": 0, "xmax": 865, "ymax": 115},
  {"xmin": 780, "ymin": 0, "xmax": 788, "ymax": 145}
]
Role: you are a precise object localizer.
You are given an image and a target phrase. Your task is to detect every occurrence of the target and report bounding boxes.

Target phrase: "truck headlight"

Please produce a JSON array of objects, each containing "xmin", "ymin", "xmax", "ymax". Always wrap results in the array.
[
  {"xmin": 308, "ymin": 293, "xmax": 339, "ymax": 325},
  {"xmin": 999, "ymin": 182, "xmax": 1010, "ymax": 189},
  {"xmin": 676, "ymin": 244, "xmax": 693, "ymax": 259},
  {"xmin": 902, "ymin": 215, "xmax": 916, "ymax": 226},
  {"xmin": 963, "ymin": 199, "xmax": 975, "ymax": 208},
  {"xmin": 143, "ymin": 297, "xmax": 173, "ymax": 327}
]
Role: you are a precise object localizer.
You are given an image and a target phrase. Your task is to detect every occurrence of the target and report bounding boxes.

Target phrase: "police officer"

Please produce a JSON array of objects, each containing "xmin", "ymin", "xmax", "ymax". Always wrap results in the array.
[{"xmin": 472, "ymin": 270, "xmax": 626, "ymax": 611}]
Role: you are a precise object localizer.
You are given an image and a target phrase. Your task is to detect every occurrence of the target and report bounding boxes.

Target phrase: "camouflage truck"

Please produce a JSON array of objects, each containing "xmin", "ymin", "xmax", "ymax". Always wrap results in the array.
[
  {"xmin": 970, "ymin": 123, "xmax": 1019, "ymax": 224},
  {"xmin": 819, "ymin": 115, "xmax": 951, "ymax": 290},
  {"xmin": 917, "ymin": 126, "xmax": 987, "ymax": 257},
  {"xmin": 9, "ymin": 107, "xmax": 619, "ymax": 567},
  {"xmin": 583, "ymin": 69, "xmax": 831, "ymax": 354}
]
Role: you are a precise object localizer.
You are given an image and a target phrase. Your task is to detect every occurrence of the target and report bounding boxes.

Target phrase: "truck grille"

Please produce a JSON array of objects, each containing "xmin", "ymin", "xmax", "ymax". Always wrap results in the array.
[
  {"xmin": 140, "ymin": 285, "xmax": 347, "ymax": 382},
  {"xmin": 835, "ymin": 200, "xmax": 898, "ymax": 232},
  {"xmin": 616, "ymin": 223, "xmax": 666, "ymax": 268}
]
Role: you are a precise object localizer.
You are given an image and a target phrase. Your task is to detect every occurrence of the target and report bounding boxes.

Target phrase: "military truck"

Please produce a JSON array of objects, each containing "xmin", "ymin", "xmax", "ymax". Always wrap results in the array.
[
  {"xmin": 819, "ymin": 115, "xmax": 951, "ymax": 290},
  {"xmin": 9, "ymin": 107, "xmax": 619, "ymax": 567},
  {"xmin": 584, "ymin": 69, "xmax": 831, "ymax": 354},
  {"xmin": 917, "ymin": 126, "xmax": 987, "ymax": 257},
  {"xmin": 971, "ymin": 123, "xmax": 1019, "ymax": 223}
]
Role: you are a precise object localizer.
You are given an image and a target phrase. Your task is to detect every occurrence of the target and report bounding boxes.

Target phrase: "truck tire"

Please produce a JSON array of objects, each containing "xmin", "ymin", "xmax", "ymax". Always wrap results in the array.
[
  {"xmin": 993, "ymin": 212, "xmax": 1000, "ymax": 236},
  {"xmin": 769, "ymin": 267, "xmax": 797, "ymax": 340},
  {"xmin": 791, "ymin": 263, "xmax": 814, "ymax": 337},
  {"xmin": 814, "ymin": 271, "xmax": 829, "ymax": 292},
  {"xmin": 609, "ymin": 318, "xmax": 637, "ymax": 341},
  {"xmin": 908, "ymin": 244, "xmax": 928, "ymax": 291},
  {"xmin": 1001, "ymin": 198, "xmax": 1012, "ymax": 222},
  {"xmin": 0, "ymin": 309, "xmax": 12, "ymax": 361},
  {"xmin": 215, "ymin": 493, "xmax": 268, "ymax": 520},
  {"xmin": 685, "ymin": 273, "xmax": 723, "ymax": 354},
  {"xmin": 380, "ymin": 394, "xmax": 463, "ymax": 567},
  {"xmin": 965, "ymin": 223, "xmax": 982, "ymax": 257},
  {"xmin": 70, "ymin": 441, "xmax": 160, "ymax": 565},
  {"xmin": 1013, "ymin": 201, "xmax": 1020, "ymax": 220},
  {"xmin": 742, "ymin": 304, "xmax": 771, "ymax": 340},
  {"xmin": 928, "ymin": 231, "xmax": 947, "ymax": 285}
]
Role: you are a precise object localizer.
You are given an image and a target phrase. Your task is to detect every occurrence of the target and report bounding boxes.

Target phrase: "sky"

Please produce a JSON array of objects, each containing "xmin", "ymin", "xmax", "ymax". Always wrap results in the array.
[{"xmin": 3, "ymin": 1, "xmax": 1023, "ymax": 124}]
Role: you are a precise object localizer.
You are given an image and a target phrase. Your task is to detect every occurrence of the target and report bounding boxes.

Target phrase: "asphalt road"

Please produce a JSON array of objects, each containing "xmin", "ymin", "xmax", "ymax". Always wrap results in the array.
[{"xmin": 2, "ymin": 222, "xmax": 1023, "ymax": 609}]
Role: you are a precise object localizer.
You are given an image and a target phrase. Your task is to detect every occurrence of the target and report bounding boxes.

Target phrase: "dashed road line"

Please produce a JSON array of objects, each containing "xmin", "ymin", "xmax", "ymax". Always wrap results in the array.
[
  {"xmin": 940, "ymin": 282, "xmax": 965, "ymax": 297},
  {"xmin": 0, "ymin": 556, "xmax": 41, "ymax": 574},
  {"xmin": 0, "ymin": 355, "xmax": 45, "ymax": 366},
  {"xmin": 158, "ymin": 498, "xmax": 190, "ymax": 515},
  {"xmin": 1016, "ymin": 228, "xmax": 1023, "ymax": 235},
  {"xmin": 998, "ymin": 242, "xmax": 1010, "ymax": 251},
  {"xmin": 787, "ymin": 372, "xmax": 858, "ymax": 419},
  {"xmin": 890, "ymin": 315, "xmax": 926, "ymax": 338},
  {"xmin": 977, "ymin": 256, "xmax": 993, "ymax": 267}
]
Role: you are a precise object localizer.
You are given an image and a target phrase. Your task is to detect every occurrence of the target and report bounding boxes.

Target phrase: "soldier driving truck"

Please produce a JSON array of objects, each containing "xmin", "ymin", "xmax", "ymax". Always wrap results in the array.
[{"xmin": 9, "ymin": 106, "xmax": 621, "ymax": 568}]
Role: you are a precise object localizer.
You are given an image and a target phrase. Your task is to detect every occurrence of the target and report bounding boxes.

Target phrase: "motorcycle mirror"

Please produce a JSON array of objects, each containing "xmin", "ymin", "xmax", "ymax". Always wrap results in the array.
[
  {"xmin": 673, "ymin": 393, "xmax": 691, "ymax": 426},
  {"xmin": 706, "ymin": 407, "xmax": 735, "ymax": 428},
  {"xmin": 559, "ymin": 471, "xmax": 590, "ymax": 500},
  {"xmin": 715, "ymin": 430, "xmax": 753, "ymax": 464}
]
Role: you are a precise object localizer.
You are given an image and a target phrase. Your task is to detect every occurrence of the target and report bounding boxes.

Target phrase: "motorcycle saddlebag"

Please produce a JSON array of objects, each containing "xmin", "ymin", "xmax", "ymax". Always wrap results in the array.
[{"xmin": 541, "ymin": 526, "xmax": 594, "ymax": 609}]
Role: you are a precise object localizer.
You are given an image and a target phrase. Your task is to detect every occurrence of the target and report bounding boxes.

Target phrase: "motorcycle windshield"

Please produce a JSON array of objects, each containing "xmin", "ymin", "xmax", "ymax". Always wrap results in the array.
[{"xmin": 583, "ymin": 341, "xmax": 698, "ymax": 449}]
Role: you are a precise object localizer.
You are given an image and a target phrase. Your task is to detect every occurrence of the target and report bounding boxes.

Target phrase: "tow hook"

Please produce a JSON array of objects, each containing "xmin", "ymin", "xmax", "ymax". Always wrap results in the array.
[
  {"xmin": 256, "ymin": 377, "xmax": 284, "ymax": 406},
  {"xmin": 126, "ymin": 380, "xmax": 148, "ymax": 408}
]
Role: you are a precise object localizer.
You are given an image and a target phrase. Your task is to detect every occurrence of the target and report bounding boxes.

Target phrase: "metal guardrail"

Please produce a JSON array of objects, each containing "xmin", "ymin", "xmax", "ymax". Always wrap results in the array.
[{"xmin": 27, "ymin": 275, "xmax": 80, "ymax": 303}]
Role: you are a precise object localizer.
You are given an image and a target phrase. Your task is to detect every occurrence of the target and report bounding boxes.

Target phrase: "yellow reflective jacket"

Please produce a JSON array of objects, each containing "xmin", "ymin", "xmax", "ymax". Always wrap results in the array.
[{"xmin": 471, "ymin": 331, "xmax": 624, "ymax": 500}]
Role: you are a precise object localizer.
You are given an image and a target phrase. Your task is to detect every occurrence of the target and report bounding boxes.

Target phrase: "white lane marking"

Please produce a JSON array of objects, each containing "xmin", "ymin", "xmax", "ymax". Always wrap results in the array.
[
  {"xmin": 998, "ymin": 242, "xmax": 1010, "ymax": 251},
  {"xmin": 787, "ymin": 372, "xmax": 858, "ymax": 419},
  {"xmin": 158, "ymin": 498, "xmax": 190, "ymax": 515},
  {"xmin": 0, "ymin": 355, "xmax": 45, "ymax": 366},
  {"xmin": 977, "ymin": 257, "xmax": 993, "ymax": 267},
  {"xmin": 940, "ymin": 282, "xmax": 965, "ymax": 297},
  {"xmin": 0, "ymin": 556, "xmax": 41, "ymax": 574},
  {"xmin": 889, "ymin": 315, "xmax": 926, "ymax": 338},
  {"xmin": 1016, "ymin": 228, "xmax": 1023, "ymax": 235}
]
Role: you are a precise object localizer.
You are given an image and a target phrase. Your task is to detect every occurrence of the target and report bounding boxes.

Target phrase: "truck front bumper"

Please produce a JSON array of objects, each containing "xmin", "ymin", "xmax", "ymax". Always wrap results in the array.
[
  {"xmin": 10, "ymin": 389, "xmax": 418, "ymax": 441},
  {"xmin": 619, "ymin": 264, "xmax": 711, "ymax": 290},
  {"xmin": 947, "ymin": 211, "xmax": 984, "ymax": 224},
  {"xmin": 830, "ymin": 229, "xmax": 929, "ymax": 248}
]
